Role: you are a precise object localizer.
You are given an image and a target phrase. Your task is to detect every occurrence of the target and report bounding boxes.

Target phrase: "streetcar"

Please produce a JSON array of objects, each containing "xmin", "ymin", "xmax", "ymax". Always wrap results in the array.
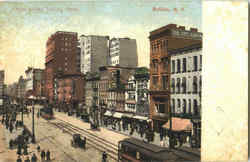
[
  {"xmin": 40, "ymin": 106, "xmax": 54, "ymax": 120},
  {"xmin": 118, "ymin": 137, "xmax": 200, "ymax": 162}
]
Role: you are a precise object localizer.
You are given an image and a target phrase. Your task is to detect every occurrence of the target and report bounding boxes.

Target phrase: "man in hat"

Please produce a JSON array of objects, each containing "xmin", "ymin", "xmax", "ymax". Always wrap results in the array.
[
  {"xmin": 46, "ymin": 150, "xmax": 51, "ymax": 161},
  {"xmin": 40, "ymin": 150, "xmax": 45, "ymax": 161},
  {"xmin": 16, "ymin": 155, "xmax": 22, "ymax": 162}
]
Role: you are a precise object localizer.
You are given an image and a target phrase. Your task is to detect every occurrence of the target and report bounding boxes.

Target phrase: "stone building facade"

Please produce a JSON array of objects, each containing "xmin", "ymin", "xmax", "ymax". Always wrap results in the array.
[
  {"xmin": 149, "ymin": 24, "xmax": 202, "ymax": 133},
  {"xmin": 170, "ymin": 43, "xmax": 202, "ymax": 146}
]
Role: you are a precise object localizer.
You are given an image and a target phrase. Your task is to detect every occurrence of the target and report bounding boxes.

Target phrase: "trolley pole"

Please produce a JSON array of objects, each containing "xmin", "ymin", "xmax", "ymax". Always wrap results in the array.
[
  {"xmin": 169, "ymin": 105, "xmax": 173, "ymax": 149},
  {"xmin": 31, "ymin": 100, "xmax": 36, "ymax": 143}
]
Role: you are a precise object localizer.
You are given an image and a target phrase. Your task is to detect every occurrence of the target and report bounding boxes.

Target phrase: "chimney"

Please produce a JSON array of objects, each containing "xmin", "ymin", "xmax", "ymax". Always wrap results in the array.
[
  {"xmin": 179, "ymin": 26, "xmax": 185, "ymax": 30},
  {"xmin": 167, "ymin": 24, "xmax": 177, "ymax": 29},
  {"xmin": 190, "ymin": 28, "xmax": 198, "ymax": 32}
]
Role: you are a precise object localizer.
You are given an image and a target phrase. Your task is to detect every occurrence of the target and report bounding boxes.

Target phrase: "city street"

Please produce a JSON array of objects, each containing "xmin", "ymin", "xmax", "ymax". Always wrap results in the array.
[{"xmin": 21, "ymin": 105, "xmax": 120, "ymax": 162}]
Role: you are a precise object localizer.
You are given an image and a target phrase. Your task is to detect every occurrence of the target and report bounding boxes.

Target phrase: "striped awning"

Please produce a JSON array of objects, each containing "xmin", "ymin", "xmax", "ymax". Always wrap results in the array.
[
  {"xmin": 113, "ymin": 112, "xmax": 123, "ymax": 118},
  {"xmin": 104, "ymin": 111, "xmax": 112, "ymax": 116},
  {"xmin": 133, "ymin": 115, "xmax": 148, "ymax": 121},
  {"xmin": 163, "ymin": 117, "xmax": 192, "ymax": 131},
  {"xmin": 122, "ymin": 114, "xmax": 134, "ymax": 118}
]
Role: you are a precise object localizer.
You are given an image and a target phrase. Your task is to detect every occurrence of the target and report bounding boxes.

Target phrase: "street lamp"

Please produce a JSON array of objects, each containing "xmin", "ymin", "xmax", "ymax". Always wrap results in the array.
[{"xmin": 28, "ymin": 95, "xmax": 36, "ymax": 143}]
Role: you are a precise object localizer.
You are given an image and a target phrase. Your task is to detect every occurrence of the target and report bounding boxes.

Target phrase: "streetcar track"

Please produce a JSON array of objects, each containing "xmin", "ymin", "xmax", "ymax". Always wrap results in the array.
[{"xmin": 47, "ymin": 118, "xmax": 118, "ymax": 161}]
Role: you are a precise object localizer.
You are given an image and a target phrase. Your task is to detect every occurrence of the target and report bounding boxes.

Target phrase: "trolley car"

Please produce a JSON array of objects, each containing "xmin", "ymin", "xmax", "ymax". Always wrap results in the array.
[
  {"xmin": 118, "ymin": 138, "xmax": 200, "ymax": 162},
  {"xmin": 40, "ymin": 107, "xmax": 54, "ymax": 120}
]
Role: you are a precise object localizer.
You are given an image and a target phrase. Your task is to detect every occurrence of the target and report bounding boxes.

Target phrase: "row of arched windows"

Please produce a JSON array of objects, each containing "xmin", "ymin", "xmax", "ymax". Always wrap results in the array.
[
  {"xmin": 171, "ymin": 76, "xmax": 201, "ymax": 93},
  {"xmin": 171, "ymin": 98, "xmax": 199, "ymax": 115},
  {"xmin": 171, "ymin": 55, "xmax": 202, "ymax": 73}
]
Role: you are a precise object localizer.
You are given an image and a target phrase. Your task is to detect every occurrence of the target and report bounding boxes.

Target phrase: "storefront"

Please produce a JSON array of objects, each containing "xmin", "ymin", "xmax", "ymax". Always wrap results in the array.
[{"xmin": 162, "ymin": 117, "xmax": 192, "ymax": 147}]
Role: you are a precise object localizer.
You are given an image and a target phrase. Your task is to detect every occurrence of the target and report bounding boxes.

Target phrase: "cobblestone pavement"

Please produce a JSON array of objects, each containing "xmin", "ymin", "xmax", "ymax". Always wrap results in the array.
[{"xmin": 22, "ymin": 105, "xmax": 117, "ymax": 162}]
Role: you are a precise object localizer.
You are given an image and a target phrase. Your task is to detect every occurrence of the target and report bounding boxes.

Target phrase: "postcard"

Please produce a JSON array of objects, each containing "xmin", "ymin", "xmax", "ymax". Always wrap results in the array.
[{"xmin": 0, "ymin": 0, "xmax": 247, "ymax": 162}]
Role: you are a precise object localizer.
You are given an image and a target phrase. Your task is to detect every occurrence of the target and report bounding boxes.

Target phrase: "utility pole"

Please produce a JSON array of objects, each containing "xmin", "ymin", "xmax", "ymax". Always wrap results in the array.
[
  {"xmin": 31, "ymin": 99, "xmax": 36, "ymax": 143},
  {"xmin": 169, "ymin": 102, "xmax": 173, "ymax": 149}
]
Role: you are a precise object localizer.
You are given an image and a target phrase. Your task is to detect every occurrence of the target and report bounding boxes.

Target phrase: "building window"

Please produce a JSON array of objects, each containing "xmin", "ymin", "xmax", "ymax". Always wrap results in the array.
[
  {"xmin": 183, "ymin": 99, "xmax": 186, "ymax": 114},
  {"xmin": 193, "ymin": 56, "xmax": 198, "ymax": 71},
  {"xmin": 171, "ymin": 78, "xmax": 175, "ymax": 93},
  {"xmin": 183, "ymin": 58, "xmax": 186, "ymax": 72},
  {"xmin": 193, "ymin": 76, "xmax": 198, "ymax": 93},
  {"xmin": 177, "ymin": 99, "xmax": 181, "ymax": 113},
  {"xmin": 200, "ymin": 55, "xmax": 202, "ymax": 70},
  {"xmin": 172, "ymin": 99, "xmax": 175, "ymax": 113},
  {"xmin": 155, "ymin": 104, "xmax": 165, "ymax": 113},
  {"xmin": 172, "ymin": 60, "xmax": 175, "ymax": 73},
  {"xmin": 162, "ymin": 76, "xmax": 168, "ymax": 90},
  {"xmin": 182, "ymin": 77, "xmax": 186, "ymax": 93},
  {"xmin": 194, "ymin": 99, "xmax": 198, "ymax": 115},
  {"xmin": 177, "ymin": 59, "xmax": 181, "ymax": 73},
  {"xmin": 152, "ymin": 76, "xmax": 158, "ymax": 86},
  {"xmin": 177, "ymin": 78, "xmax": 180, "ymax": 93},
  {"xmin": 152, "ymin": 60, "xmax": 158, "ymax": 72},
  {"xmin": 189, "ymin": 99, "xmax": 192, "ymax": 114}
]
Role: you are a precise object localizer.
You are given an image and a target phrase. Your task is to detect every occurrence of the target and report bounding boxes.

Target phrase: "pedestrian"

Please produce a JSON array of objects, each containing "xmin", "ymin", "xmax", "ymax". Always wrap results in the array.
[
  {"xmin": 36, "ymin": 145, "xmax": 40, "ymax": 152},
  {"xmin": 102, "ymin": 151, "xmax": 107, "ymax": 162},
  {"xmin": 9, "ymin": 139, "xmax": 13, "ymax": 149},
  {"xmin": 16, "ymin": 155, "xmax": 22, "ymax": 162},
  {"xmin": 9, "ymin": 124, "xmax": 13, "ymax": 133},
  {"xmin": 17, "ymin": 144, "xmax": 22, "ymax": 155},
  {"xmin": 83, "ymin": 137, "xmax": 86, "ymax": 149},
  {"xmin": 46, "ymin": 150, "xmax": 50, "ymax": 161},
  {"xmin": 24, "ymin": 156, "xmax": 30, "ymax": 162},
  {"xmin": 15, "ymin": 121, "xmax": 18, "ymax": 130},
  {"xmin": 23, "ymin": 144, "xmax": 28, "ymax": 155},
  {"xmin": 31, "ymin": 153, "xmax": 37, "ymax": 162},
  {"xmin": 41, "ymin": 150, "xmax": 45, "ymax": 161}
]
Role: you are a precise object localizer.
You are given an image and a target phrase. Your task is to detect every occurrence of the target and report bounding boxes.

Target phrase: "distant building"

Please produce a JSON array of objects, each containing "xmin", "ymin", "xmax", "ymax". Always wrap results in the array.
[
  {"xmin": 0, "ymin": 70, "xmax": 4, "ymax": 97},
  {"xmin": 55, "ymin": 73, "xmax": 85, "ymax": 106},
  {"xmin": 25, "ymin": 67, "xmax": 44, "ymax": 97},
  {"xmin": 45, "ymin": 31, "xmax": 79, "ymax": 103},
  {"xmin": 17, "ymin": 76, "xmax": 26, "ymax": 99},
  {"xmin": 80, "ymin": 35, "xmax": 109, "ymax": 74},
  {"xmin": 109, "ymin": 37, "xmax": 138, "ymax": 67}
]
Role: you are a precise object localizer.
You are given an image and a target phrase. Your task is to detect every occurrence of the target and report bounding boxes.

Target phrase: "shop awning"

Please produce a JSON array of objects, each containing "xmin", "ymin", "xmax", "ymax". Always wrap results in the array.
[
  {"xmin": 113, "ymin": 112, "xmax": 123, "ymax": 118},
  {"xmin": 122, "ymin": 114, "xmax": 134, "ymax": 118},
  {"xmin": 133, "ymin": 115, "xmax": 148, "ymax": 121},
  {"xmin": 104, "ymin": 111, "xmax": 112, "ymax": 116},
  {"xmin": 162, "ymin": 117, "xmax": 192, "ymax": 131}
]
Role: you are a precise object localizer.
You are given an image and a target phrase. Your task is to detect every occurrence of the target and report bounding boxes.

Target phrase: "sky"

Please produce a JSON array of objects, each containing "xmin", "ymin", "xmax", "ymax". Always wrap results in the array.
[{"xmin": 0, "ymin": 0, "xmax": 201, "ymax": 84}]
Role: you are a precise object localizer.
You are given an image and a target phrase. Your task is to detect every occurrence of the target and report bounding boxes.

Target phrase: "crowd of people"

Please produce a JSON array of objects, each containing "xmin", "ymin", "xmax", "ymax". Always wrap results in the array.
[{"xmin": 0, "ymin": 100, "xmax": 53, "ymax": 162}]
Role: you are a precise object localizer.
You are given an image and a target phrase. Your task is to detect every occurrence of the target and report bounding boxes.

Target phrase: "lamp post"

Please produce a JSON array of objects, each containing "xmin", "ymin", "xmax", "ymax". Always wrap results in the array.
[
  {"xmin": 29, "ymin": 95, "xmax": 36, "ymax": 143},
  {"xmin": 21, "ymin": 98, "xmax": 24, "ymax": 125},
  {"xmin": 169, "ymin": 105, "xmax": 173, "ymax": 149}
]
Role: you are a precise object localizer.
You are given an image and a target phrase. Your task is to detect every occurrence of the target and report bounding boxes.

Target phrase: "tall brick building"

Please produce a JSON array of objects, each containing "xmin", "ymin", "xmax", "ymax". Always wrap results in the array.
[
  {"xmin": 148, "ymin": 24, "xmax": 202, "ymax": 132},
  {"xmin": 45, "ymin": 31, "xmax": 79, "ymax": 103}
]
